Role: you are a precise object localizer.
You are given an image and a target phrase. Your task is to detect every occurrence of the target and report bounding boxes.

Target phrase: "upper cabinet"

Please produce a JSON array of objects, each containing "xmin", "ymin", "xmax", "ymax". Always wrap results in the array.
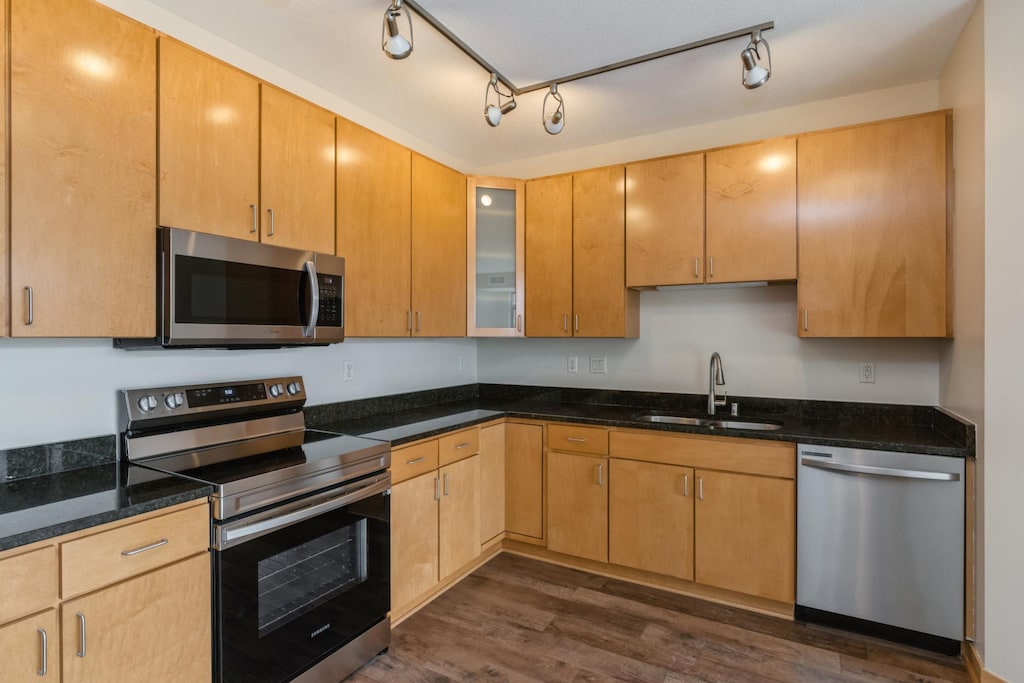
[
  {"xmin": 0, "ymin": 0, "xmax": 8, "ymax": 338},
  {"xmin": 158, "ymin": 38, "xmax": 259, "ymax": 240},
  {"xmin": 626, "ymin": 154, "xmax": 704, "ymax": 287},
  {"xmin": 706, "ymin": 138, "xmax": 796, "ymax": 283},
  {"xmin": 797, "ymin": 112, "xmax": 951, "ymax": 337},
  {"xmin": 573, "ymin": 167, "xmax": 640, "ymax": 338},
  {"xmin": 260, "ymin": 85, "xmax": 336, "ymax": 254},
  {"xmin": 467, "ymin": 177, "xmax": 525, "ymax": 337},
  {"xmin": 525, "ymin": 175, "xmax": 574, "ymax": 337},
  {"xmin": 9, "ymin": 0, "xmax": 156, "ymax": 337}
]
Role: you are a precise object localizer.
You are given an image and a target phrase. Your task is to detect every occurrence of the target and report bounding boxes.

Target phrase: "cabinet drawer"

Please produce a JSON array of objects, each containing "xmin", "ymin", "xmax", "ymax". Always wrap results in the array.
[
  {"xmin": 0, "ymin": 545, "xmax": 58, "ymax": 624},
  {"xmin": 391, "ymin": 440, "xmax": 439, "ymax": 484},
  {"xmin": 61, "ymin": 503, "xmax": 209, "ymax": 599},
  {"xmin": 610, "ymin": 429, "xmax": 795, "ymax": 479},
  {"xmin": 547, "ymin": 424, "xmax": 609, "ymax": 455},
  {"xmin": 438, "ymin": 427, "xmax": 480, "ymax": 466}
]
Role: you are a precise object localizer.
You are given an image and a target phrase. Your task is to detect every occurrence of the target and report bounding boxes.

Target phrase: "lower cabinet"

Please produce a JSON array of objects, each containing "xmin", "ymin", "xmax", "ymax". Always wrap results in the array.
[
  {"xmin": 0, "ymin": 609, "xmax": 58, "ymax": 681},
  {"xmin": 478, "ymin": 423, "xmax": 506, "ymax": 545},
  {"xmin": 504, "ymin": 422, "xmax": 544, "ymax": 539},
  {"xmin": 61, "ymin": 554, "xmax": 211, "ymax": 683},
  {"xmin": 438, "ymin": 455, "xmax": 481, "ymax": 579},
  {"xmin": 546, "ymin": 450, "xmax": 608, "ymax": 563},
  {"xmin": 389, "ymin": 471, "xmax": 440, "ymax": 615}
]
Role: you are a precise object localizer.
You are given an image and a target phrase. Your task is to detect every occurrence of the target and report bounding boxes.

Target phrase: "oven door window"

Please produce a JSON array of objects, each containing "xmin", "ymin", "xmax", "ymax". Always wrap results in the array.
[{"xmin": 215, "ymin": 491, "xmax": 389, "ymax": 683}]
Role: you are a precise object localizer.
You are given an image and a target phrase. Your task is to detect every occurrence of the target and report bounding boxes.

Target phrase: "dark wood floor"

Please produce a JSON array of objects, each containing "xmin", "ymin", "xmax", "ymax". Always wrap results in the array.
[{"xmin": 350, "ymin": 553, "xmax": 969, "ymax": 682}]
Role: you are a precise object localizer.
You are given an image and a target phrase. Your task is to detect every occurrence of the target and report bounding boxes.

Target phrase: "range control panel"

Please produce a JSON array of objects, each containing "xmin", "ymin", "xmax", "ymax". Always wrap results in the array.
[{"xmin": 122, "ymin": 376, "xmax": 306, "ymax": 425}]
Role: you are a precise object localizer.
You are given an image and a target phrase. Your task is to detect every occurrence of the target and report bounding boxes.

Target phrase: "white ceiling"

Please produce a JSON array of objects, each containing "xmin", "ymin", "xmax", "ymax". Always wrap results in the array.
[{"xmin": 143, "ymin": 0, "xmax": 976, "ymax": 171}]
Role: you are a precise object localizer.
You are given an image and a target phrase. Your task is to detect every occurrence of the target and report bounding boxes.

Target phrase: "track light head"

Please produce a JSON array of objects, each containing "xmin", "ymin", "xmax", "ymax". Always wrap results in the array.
[
  {"xmin": 741, "ymin": 30, "xmax": 771, "ymax": 89},
  {"xmin": 484, "ymin": 73, "xmax": 516, "ymax": 127},
  {"xmin": 382, "ymin": 0, "xmax": 413, "ymax": 60},
  {"xmin": 542, "ymin": 84, "xmax": 565, "ymax": 135}
]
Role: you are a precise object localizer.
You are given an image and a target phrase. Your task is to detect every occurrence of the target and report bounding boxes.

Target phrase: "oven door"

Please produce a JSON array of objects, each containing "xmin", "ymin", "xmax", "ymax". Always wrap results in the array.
[{"xmin": 213, "ymin": 473, "xmax": 390, "ymax": 683}]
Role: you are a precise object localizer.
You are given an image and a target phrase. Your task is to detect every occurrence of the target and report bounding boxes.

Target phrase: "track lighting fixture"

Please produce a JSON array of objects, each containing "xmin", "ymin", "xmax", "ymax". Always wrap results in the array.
[
  {"xmin": 484, "ymin": 73, "xmax": 517, "ymax": 127},
  {"xmin": 381, "ymin": 0, "xmax": 413, "ymax": 60},
  {"xmin": 542, "ymin": 84, "xmax": 565, "ymax": 135},
  {"xmin": 740, "ymin": 29, "xmax": 771, "ymax": 89}
]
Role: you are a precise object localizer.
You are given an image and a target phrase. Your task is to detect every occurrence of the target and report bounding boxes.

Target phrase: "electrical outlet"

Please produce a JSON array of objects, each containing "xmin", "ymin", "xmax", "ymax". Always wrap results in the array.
[
  {"xmin": 343, "ymin": 361, "xmax": 354, "ymax": 382},
  {"xmin": 859, "ymin": 361, "xmax": 875, "ymax": 384},
  {"xmin": 458, "ymin": 355, "xmax": 464, "ymax": 371},
  {"xmin": 589, "ymin": 356, "xmax": 607, "ymax": 374},
  {"xmin": 567, "ymin": 356, "xmax": 578, "ymax": 373}
]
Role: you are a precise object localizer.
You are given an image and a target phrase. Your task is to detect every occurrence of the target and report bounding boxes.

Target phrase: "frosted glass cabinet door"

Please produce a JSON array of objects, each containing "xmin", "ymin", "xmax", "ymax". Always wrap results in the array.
[{"xmin": 467, "ymin": 177, "xmax": 525, "ymax": 336}]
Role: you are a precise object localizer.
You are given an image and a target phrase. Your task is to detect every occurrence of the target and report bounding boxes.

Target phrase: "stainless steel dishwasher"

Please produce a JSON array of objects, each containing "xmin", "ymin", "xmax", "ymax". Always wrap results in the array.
[{"xmin": 796, "ymin": 445, "xmax": 964, "ymax": 655}]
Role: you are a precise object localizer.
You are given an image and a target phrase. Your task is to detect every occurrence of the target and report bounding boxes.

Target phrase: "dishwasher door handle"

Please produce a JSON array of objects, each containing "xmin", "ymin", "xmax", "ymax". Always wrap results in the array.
[{"xmin": 800, "ymin": 457, "xmax": 961, "ymax": 482}]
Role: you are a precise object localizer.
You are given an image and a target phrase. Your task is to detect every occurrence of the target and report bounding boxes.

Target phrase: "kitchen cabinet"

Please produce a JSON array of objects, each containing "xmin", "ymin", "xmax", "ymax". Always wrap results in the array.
[
  {"xmin": 158, "ymin": 38, "xmax": 260, "ymax": 240},
  {"xmin": 0, "ymin": 0, "xmax": 7, "ymax": 337},
  {"xmin": 705, "ymin": 138, "xmax": 796, "ymax": 283},
  {"xmin": 411, "ymin": 154, "xmax": 467, "ymax": 337},
  {"xmin": 694, "ymin": 469, "xmax": 795, "ymax": 603},
  {"xmin": 438, "ymin": 455, "xmax": 481, "ymax": 579},
  {"xmin": 609, "ymin": 458, "xmax": 694, "ymax": 580},
  {"xmin": 390, "ymin": 471, "xmax": 440, "ymax": 614},
  {"xmin": 545, "ymin": 424, "xmax": 611, "ymax": 563},
  {"xmin": 797, "ymin": 111, "xmax": 950, "ymax": 337},
  {"xmin": 478, "ymin": 423, "xmax": 507, "ymax": 545},
  {"xmin": 0, "ymin": 609, "xmax": 58, "ymax": 681},
  {"xmin": 467, "ymin": 177, "xmax": 525, "ymax": 336},
  {"xmin": 260, "ymin": 84, "xmax": 336, "ymax": 254},
  {"xmin": 524, "ymin": 175, "xmax": 573, "ymax": 337},
  {"xmin": 10, "ymin": 0, "xmax": 156, "ymax": 337},
  {"xmin": 61, "ymin": 554, "xmax": 210, "ymax": 683},
  {"xmin": 625, "ymin": 154, "xmax": 705, "ymax": 287},
  {"xmin": 505, "ymin": 422, "xmax": 544, "ymax": 540}
]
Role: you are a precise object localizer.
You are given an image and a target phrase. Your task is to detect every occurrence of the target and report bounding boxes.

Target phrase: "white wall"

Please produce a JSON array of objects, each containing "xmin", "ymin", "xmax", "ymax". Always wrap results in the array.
[
  {"xmin": 938, "ymin": 0, "xmax": 986, "ymax": 658},
  {"xmin": 980, "ymin": 1, "xmax": 1024, "ymax": 680},
  {"xmin": 480, "ymin": 285, "xmax": 942, "ymax": 404},
  {"xmin": 0, "ymin": 338, "xmax": 476, "ymax": 450}
]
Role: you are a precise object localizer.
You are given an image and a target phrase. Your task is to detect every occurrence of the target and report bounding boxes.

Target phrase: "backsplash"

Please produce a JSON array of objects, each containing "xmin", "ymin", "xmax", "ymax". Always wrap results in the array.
[{"xmin": 0, "ymin": 436, "xmax": 116, "ymax": 484}]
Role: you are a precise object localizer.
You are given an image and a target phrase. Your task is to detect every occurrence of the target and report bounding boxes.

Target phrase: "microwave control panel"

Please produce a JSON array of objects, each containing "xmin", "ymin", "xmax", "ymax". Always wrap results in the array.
[{"xmin": 317, "ymin": 274, "xmax": 342, "ymax": 327}]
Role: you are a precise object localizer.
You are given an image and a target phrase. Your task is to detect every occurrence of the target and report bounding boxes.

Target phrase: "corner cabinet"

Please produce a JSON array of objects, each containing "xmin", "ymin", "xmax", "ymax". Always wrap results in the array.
[
  {"xmin": 10, "ymin": 0, "xmax": 156, "ymax": 337},
  {"xmin": 797, "ymin": 112, "xmax": 951, "ymax": 337},
  {"xmin": 467, "ymin": 177, "xmax": 525, "ymax": 336}
]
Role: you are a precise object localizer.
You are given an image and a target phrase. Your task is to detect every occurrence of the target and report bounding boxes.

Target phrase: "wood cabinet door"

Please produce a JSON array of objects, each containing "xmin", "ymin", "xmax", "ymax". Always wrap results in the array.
[
  {"xmin": 572, "ymin": 167, "xmax": 639, "ymax": 338},
  {"xmin": 0, "ymin": 0, "xmax": 7, "ymax": 338},
  {"xmin": 478, "ymin": 423, "xmax": 506, "ymax": 545},
  {"xmin": 626, "ymin": 154, "xmax": 704, "ymax": 287},
  {"xmin": 260, "ymin": 85, "xmax": 335, "ymax": 254},
  {"xmin": 411, "ymin": 154, "xmax": 467, "ymax": 337},
  {"xmin": 10, "ymin": 0, "xmax": 156, "ymax": 337},
  {"xmin": 797, "ymin": 113, "xmax": 950, "ymax": 337},
  {"xmin": 706, "ymin": 138, "xmax": 796, "ymax": 283},
  {"xmin": 505, "ymin": 423, "xmax": 544, "ymax": 539},
  {"xmin": 389, "ymin": 472, "xmax": 439, "ymax": 613},
  {"xmin": 158, "ymin": 38, "xmax": 259, "ymax": 239},
  {"xmin": 609, "ymin": 459, "xmax": 694, "ymax": 580},
  {"xmin": 336, "ymin": 117, "xmax": 412, "ymax": 336},
  {"xmin": 61, "ymin": 553, "xmax": 210, "ymax": 683},
  {"xmin": 546, "ymin": 451, "xmax": 608, "ymax": 562},
  {"xmin": 0, "ymin": 609, "xmax": 58, "ymax": 681},
  {"xmin": 438, "ymin": 455, "xmax": 480, "ymax": 579},
  {"xmin": 524, "ymin": 175, "xmax": 573, "ymax": 337},
  {"xmin": 694, "ymin": 470, "xmax": 795, "ymax": 603}
]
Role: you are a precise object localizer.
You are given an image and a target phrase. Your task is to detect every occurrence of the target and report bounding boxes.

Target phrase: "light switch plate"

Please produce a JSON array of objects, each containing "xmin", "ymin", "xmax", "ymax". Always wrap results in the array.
[{"xmin": 590, "ymin": 356, "xmax": 607, "ymax": 374}]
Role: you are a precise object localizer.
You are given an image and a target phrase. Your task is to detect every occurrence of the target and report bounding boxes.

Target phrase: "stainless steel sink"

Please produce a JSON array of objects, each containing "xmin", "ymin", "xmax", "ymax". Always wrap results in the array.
[{"xmin": 633, "ymin": 413, "xmax": 784, "ymax": 431}]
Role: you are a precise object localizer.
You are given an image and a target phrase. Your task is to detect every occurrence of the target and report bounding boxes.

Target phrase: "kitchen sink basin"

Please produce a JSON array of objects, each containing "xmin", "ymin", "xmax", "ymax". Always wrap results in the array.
[{"xmin": 633, "ymin": 413, "xmax": 784, "ymax": 431}]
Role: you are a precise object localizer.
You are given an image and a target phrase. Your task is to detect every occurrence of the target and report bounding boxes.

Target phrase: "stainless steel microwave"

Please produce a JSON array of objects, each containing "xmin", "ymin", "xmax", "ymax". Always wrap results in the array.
[{"xmin": 116, "ymin": 228, "xmax": 344, "ymax": 349}]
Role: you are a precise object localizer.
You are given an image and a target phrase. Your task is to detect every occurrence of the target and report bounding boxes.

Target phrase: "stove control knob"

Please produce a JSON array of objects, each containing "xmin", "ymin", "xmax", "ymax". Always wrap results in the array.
[
  {"xmin": 137, "ymin": 395, "xmax": 157, "ymax": 413},
  {"xmin": 286, "ymin": 382, "xmax": 302, "ymax": 396},
  {"xmin": 269, "ymin": 383, "xmax": 284, "ymax": 397},
  {"xmin": 164, "ymin": 393, "xmax": 184, "ymax": 409}
]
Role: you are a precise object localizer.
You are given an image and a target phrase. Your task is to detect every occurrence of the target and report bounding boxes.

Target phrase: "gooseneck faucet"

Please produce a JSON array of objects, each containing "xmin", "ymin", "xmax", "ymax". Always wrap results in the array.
[{"xmin": 708, "ymin": 352, "xmax": 727, "ymax": 416}]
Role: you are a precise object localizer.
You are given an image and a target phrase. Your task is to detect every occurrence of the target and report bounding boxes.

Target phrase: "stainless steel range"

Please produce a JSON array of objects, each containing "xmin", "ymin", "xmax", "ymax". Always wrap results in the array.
[{"xmin": 119, "ymin": 376, "xmax": 391, "ymax": 683}]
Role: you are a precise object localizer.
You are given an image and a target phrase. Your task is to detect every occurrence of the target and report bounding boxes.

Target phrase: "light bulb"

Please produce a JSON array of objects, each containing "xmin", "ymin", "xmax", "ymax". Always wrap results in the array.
[
  {"xmin": 485, "ymin": 105, "xmax": 503, "ymax": 127},
  {"xmin": 480, "ymin": 194, "xmax": 493, "ymax": 207},
  {"xmin": 544, "ymin": 110, "xmax": 564, "ymax": 135}
]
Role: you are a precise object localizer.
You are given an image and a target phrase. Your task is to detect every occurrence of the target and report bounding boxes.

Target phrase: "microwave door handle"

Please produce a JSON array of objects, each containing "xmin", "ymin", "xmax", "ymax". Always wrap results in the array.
[{"xmin": 303, "ymin": 260, "xmax": 320, "ymax": 338}]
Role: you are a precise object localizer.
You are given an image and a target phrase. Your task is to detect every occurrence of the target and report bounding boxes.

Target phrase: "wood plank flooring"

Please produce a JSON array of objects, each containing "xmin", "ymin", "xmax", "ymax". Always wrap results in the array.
[{"xmin": 350, "ymin": 553, "xmax": 969, "ymax": 682}]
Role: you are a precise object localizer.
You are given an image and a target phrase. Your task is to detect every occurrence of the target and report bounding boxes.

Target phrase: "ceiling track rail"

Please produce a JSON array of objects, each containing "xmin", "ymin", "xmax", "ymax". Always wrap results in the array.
[{"xmin": 402, "ymin": 1, "xmax": 773, "ymax": 96}]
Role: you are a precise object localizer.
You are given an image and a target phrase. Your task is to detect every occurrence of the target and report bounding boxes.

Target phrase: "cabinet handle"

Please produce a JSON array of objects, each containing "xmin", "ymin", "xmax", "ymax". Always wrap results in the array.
[
  {"xmin": 415, "ymin": 311, "xmax": 421, "ymax": 333},
  {"xmin": 516, "ymin": 314, "xmax": 522, "ymax": 332},
  {"xmin": 574, "ymin": 314, "xmax": 580, "ymax": 333},
  {"xmin": 694, "ymin": 257, "xmax": 700, "ymax": 279},
  {"xmin": 249, "ymin": 204, "xmax": 258, "ymax": 233},
  {"xmin": 266, "ymin": 208, "xmax": 275, "ymax": 236},
  {"xmin": 597, "ymin": 463, "xmax": 604, "ymax": 486},
  {"xmin": 566, "ymin": 437, "xmax": 588, "ymax": 443},
  {"xmin": 803, "ymin": 309, "xmax": 809, "ymax": 332},
  {"xmin": 434, "ymin": 477, "xmax": 440, "ymax": 501},
  {"xmin": 121, "ymin": 538, "xmax": 168, "ymax": 556},
  {"xmin": 444, "ymin": 472, "xmax": 451, "ymax": 496},
  {"xmin": 37, "ymin": 628, "xmax": 48, "ymax": 676},
  {"xmin": 683, "ymin": 474, "xmax": 689, "ymax": 497},
  {"xmin": 698, "ymin": 477, "xmax": 704, "ymax": 501},
  {"xmin": 455, "ymin": 443, "xmax": 471, "ymax": 450},
  {"xmin": 406, "ymin": 457, "xmax": 426, "ymax": 465},
  {"xmin": 24, "ymin": 287, "xmax": 34, "ymax": 326},
  {"xmin": 406, "ymin": 310, "xmax": 413, "ymax": 333},
  {"xmin": 76, "ymin": 613, "xmax": 86, "ymax": 658},
  {"xmin": 709, "ymin": 256, "xmax": 714, "ymax": 279},
  {"xmin": 563, "ymin": 314, "xmax": 569, "ymax": 333}
]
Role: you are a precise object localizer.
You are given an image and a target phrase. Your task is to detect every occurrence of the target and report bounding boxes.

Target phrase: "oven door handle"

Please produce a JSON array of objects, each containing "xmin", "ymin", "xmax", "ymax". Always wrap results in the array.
[{"xmin": 217, "ymin": 477, "xmax": 390, "ymax": 550}]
